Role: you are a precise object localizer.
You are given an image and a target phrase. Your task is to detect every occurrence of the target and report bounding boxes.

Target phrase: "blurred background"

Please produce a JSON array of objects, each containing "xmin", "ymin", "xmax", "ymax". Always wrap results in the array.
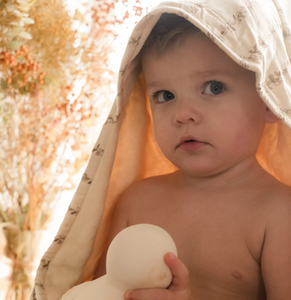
[{"xmin": 0, "ymin": 0, "xmax": 290, "ymax": 299}]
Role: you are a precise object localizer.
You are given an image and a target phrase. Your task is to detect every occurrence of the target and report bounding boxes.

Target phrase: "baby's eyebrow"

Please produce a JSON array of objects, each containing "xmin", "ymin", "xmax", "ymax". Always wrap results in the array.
[
  {"xmin": 192, "ymin": 69, "xmax": 232, "ymax": 77},
  {"xmin": 147, "ymin": 69, "xmax": 232, "ymax": 89}
]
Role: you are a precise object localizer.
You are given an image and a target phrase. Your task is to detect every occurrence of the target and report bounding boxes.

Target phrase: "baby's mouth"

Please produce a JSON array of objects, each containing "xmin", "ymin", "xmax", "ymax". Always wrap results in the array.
[
  {"xmin": 177, "ymin": 133, "xmax": 209, "ymax": 150},
  {"xmin": 181, "ymin": 139, "xmax": 203, "ymax": 145},
  {"xmin": 178, "ymin": 140, "xmax": 207, "ymax": 151},
  {"xmin": 179, "ymin": 136, "xmax": 201, "ymax": 145}
]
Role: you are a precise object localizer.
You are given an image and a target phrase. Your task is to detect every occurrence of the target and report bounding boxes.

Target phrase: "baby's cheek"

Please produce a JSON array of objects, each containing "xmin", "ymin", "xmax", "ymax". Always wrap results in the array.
[
  {"xmin": 153, "ymin": 123, "xmax": 171, "ymax": 148},
  {"xmin": 227, "ymin": 125, "xmax": 260, "ymax": 156}
]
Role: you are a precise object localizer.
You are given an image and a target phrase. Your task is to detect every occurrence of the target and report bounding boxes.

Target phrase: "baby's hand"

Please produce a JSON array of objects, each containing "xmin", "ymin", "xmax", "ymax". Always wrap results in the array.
[{"xmin": 124, "ymin": 252, "xmax": 193, "ymax": 300}]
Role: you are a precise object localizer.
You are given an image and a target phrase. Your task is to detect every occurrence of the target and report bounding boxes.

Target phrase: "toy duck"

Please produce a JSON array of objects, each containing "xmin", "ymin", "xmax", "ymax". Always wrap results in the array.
[{"xmin": 60, "ymin": 224, "xmax": 178, "ymax": 300}]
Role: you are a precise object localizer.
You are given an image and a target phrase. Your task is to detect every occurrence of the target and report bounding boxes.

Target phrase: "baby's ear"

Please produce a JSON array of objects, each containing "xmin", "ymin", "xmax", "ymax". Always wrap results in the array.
[{"xmin": 264, "ymin": 107, "xmax": 280, "ymax": 124}]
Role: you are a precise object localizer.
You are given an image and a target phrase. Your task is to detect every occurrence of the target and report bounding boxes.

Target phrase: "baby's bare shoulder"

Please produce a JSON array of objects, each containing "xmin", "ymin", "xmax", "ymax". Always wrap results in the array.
[
  {"xmin": 261, "ymin": 179, "xmax": 291, "ymax": 217},
  {"xmin": 264, "ymin": 177, "xmax": 291, "ymax": 199},
  {"xmin": 118, "ymin": 174, "xmax": 174, "ymax": 220},
  {"xmin": 121, "ymin": 174, "xmax": 172, "ymax": 198}
]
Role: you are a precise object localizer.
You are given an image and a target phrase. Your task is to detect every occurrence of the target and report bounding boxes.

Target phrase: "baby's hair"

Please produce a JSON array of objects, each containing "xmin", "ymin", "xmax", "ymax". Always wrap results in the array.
[{"xmin": 141, "ymin": 13, "xmax": 204, "ymax": 58}]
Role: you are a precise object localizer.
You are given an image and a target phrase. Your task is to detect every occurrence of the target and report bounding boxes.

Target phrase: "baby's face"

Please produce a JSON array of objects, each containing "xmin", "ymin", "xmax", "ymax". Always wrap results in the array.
[{"xmin": 142, "ymin": 34, "xmax": 269, "ymax": 178}]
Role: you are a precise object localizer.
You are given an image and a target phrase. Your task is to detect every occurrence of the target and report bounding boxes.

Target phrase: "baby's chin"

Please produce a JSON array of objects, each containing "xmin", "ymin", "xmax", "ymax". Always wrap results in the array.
[
  {"xmin": 180, "ymin": 165, "xmax": 225, "ymax": 179},
  {"xmin": 172, "ymin": 163, "xmax": 218, "ymax": 179},
  {"xmin": 159, "ymin": 146, "xmax": 246, "ymax": 184},
  {"xmin": 172, "ymin": 158, "xmax": 237, "ymax": 186}
]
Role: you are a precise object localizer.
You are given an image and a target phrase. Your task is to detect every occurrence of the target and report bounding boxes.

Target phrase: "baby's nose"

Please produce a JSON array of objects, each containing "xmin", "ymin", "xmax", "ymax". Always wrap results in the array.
[{"xmin": 173, "ymin": 101, "xmax": 202, "ymax": 125}]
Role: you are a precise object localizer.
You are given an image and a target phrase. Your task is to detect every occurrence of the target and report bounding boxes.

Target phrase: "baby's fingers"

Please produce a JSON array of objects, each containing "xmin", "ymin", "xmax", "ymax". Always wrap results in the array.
[
  {"xmin": 123, "ymin": 253, "xmax": 193, "ymax": 300},
  {"xmin": 164, "ymin": 252, "xmax": 190, "ymax": 292},
  {"xmin": 124, "ymin": 288, "xmax": 171, "ymax": 300}
]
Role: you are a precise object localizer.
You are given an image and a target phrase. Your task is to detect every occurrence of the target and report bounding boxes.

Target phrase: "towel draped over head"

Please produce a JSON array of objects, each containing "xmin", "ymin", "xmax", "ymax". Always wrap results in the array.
[{"xmin": 31, "ymin": 0, "xmax": 291, "ymax": 299}]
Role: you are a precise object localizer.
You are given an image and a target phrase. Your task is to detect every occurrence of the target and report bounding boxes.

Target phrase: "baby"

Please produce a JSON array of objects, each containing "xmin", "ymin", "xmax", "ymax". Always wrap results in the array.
[{"xmin": 91, "ymin": 13, "xmax": 291, "ymax": 300}]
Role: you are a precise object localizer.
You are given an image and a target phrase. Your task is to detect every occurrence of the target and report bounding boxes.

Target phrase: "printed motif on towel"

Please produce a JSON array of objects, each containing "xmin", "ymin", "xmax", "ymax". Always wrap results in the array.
[
  {"xmin": 258, "ymin": 36, "xmax": 269, "ymax": 49},
  {"xmin": 82, "ymin": 173, "xmax": 92, "ymax": 184},
  {"xmin": 54, "ymin": 235, "xmax": 66, "ymax": 245},
  {"xmin": 220, "ymin": 6, "xmax": 249, "ymax": 36},
  {"xmin": 178, "ymin": 0, "xmax": 210, "ymax": 17},
  {"xmin": 239, "ymin": 44, "xmax": 265, "ymax": 69},
  {"xmin": 128, "ymin": 36, "xmax": 141, "ymax": 46},
  {"xmin": 239, "ymin": 58, "xmax": 249, "ymax": 69},
  {"xmin": 92, "ymin": 144, "xmax": 104, "ymax": 156},
  {"xmin": 120, "ymin": 64, "xmax": 128, "ymax": 76},
  {"xmin": 31, "ymin": 287, "xmax": 37, "ymax": 300},
  {"xmin": 281, "ymin": 108, "xmax": 291, "ymax": 115},
  {"xmin": 246, "ymin": 44, "xmax": 263, "ymax": 61},
  {"xmin": 264, "ymin": 62, "xmax": 291, "ymax": 90},
  {"xmin": 35, "ymin": 283, "xmax": 45, "ymax": 289},
  {"xmin": 40, "ymin": 258, "xmax": 51, "ymax": 270},
  {"xmin": 105, "ymin": 113, "xmax": 121, "ymax": 124},
  {"xmin": 216, "ymin": 0, "xmax": 257, "ymax": 42},
  {"xmin": 68, "ymin": 206, "xmax": 81, "ymax": 215}
]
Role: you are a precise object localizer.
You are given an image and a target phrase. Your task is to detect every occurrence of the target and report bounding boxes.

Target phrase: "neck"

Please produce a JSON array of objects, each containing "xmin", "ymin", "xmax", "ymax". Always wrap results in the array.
[{"xmin": 175, "ymin": 157, "xmax": 270, "ymax": 192}]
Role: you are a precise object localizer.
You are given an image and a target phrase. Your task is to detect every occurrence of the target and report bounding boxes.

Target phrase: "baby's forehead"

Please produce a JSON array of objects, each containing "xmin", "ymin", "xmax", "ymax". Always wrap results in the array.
[
  {"xmin": 142, "ymin": 34, "xmax": 229, "ymax": 64},
  {"xmin": 141, "ymin": 34, "xmax": 255, "ymax": 83}
]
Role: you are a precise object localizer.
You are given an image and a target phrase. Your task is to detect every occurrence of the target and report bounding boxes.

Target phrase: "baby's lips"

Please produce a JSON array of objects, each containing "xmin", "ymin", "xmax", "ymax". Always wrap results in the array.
[{"xmin": 178, "ymin": 135, "xmax": 207, "ymax": 147}]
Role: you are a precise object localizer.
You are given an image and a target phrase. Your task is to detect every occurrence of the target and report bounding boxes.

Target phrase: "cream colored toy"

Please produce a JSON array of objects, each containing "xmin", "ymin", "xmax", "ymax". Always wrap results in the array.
[{"xmin": 60, "ymin": 224, "xmax": 178, "ymax": 300}]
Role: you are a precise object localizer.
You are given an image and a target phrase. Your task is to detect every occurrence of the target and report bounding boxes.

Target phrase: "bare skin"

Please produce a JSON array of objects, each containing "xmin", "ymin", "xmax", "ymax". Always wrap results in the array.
[{"xmin": 93, "ymin": 166, "xmax": 291, "ymax": 300}]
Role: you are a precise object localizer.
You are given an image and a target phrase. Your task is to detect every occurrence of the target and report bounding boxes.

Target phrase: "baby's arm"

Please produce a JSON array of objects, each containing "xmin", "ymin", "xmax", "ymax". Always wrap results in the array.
[
  {"xmin": 93, "ymin": 188, "xmax": 133, "ymax": 279},
  {"xmin": 261, "ymin": 197, "xmax": 291, "ymax": 299}
]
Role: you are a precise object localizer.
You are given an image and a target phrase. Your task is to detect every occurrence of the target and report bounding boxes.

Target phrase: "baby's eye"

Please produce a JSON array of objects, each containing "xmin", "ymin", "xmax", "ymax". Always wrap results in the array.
[
  {"xmin": 152, "ymin": 90, "xmax": 175, "ymax": 103},
  {"xmin": 203, "ymin": 81, "xmax": 225, "ymax": 95}
]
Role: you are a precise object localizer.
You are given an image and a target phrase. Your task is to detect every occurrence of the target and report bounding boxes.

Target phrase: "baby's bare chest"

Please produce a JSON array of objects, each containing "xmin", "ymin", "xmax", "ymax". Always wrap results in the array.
[
  {"xmin": 174, "ymin": 220, "xmax": 266, "ymax": 300},
  {"xmin": 128, "ymin": 192, "xmax": 267, "ymax": 299}
]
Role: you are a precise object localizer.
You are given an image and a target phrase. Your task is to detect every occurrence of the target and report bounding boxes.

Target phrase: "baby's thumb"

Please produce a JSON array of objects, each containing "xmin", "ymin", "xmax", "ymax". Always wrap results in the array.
[{"xmin": 164, "ymin": 252, "xmax": 190, "ymax": 292}]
